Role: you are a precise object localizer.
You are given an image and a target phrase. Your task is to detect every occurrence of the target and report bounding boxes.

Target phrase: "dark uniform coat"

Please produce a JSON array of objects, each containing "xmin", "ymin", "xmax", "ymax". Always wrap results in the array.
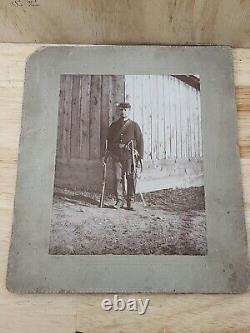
[
  {"xmin": 106, "ymin": 118, "xmax": 144, "ymax": 204},
  {"xmin": 107, "ymin": 118, "xmax": 144, "ymax": 159}
]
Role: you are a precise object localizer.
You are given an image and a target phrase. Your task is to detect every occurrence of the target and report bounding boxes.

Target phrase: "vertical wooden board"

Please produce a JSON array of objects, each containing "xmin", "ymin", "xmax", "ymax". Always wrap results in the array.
[
  {"xmin": 127, "ymin": 75, "xmax": 135, "ymax": 121},
  {"xmin": 197, "ymin": 87, "xmax": 202, "ymax": 158},
  {"xmin": 56, "ymin": 75, "xmax": 66, "ymax": 160},
  {"xmin": 128, "ymin": 75, "xmax": 151, "ymax": 160},
  {"xmin": 168, "ymin": 76, "xmax": 173, "ymax": 159},
  {"xmin": 70, "ymin": 75, "xmax": 81, "ymax": 158},
  {"xmin": 163, "ymin": 76, "xmax": 170, "ymax": 159},
  {"xmin": 80, "ymin": 75, "xmax": 91, "ymax": 160},
  {"xmin": 132, "ymin": 75, "xmax": 136, "ymax": 121},
  {"xmin": 153, "ymin": 75, "xmax": 160, "ymax": 160},
  {"xmin": 154, "ymin": 75, "xmax": 159, "ymax": 159},
  {"xmin": 119, "ymin": 75, "xmax": 125, "ymax": 104},
  {"xmin": 100, "ymin": 75, "xmax": 112, "ymax": 154},
  {"xmin": 177, "ymin": 79, "xmax": 182, "ymax": 158},
  {"xmin": 62, "ymin": 75, "xmax": 73, "ymax": 161},
  {"xmin": 136, "ymin": 75, "xmax": 143, "ymax": 131},
  {"xmin": 190, "ymin": 86, "xmax": 196, "ymax": 157},
  {"xmin": 184, "ymin": 82, "xmax": 189, "ymax": 158},
  {"xmin": 174, "ymin": 78, "xmax": 179, "ymax": 159},
  {"xmin": 109, "ymin": 75, "xmax": 115, "ymax": 123},
  {"xmin": 130, "ymin": 75, "xmax": 137, "ymax": 123},
  {"xmin": 130, "ymin": 76, "xmax": 136, "ymax": 122},
  {"xmin": 170, "ymin": 76, "xmax": 178, "ymax": 159},
  {"xmin": 188, "ymin": 85, "xmax": 193, "ymax": 157},
  {"xmin": 180, "ymin": 80, "xmax": 187, "ymax": 158},
  {"xmin": 116, "ymin": 75, "xmax": 125, "ymax": 109},
  {"xmin": 124, "ymin": 75, "xmax": 131, "ymax": 111},
  {"xmin": 140, "ymin": 75, "xmax": 144, "ymax": 137},
  {"xmin": 173, "ymin": 76, "xmax": 179, "ymax": 159},
  {"xmin": 152, "ymin": 75, "xmax": 159, "ymax": 160},
  {"xmin": 89, "ymin": 75, "xmax": 101, "ymax": 160},
  {"xmin": 197, "ymin": 90, "xmax": 203, "ymax": 157},
  {"xmin": 182, "ymin": 80, "xmax": 190, "ymax": 159},
  {"xmin": 110, "ymin": 75, "xmax": 125, "ymax": 122},
  {"xmin": 148, "ymin": 75, "xmax": 155, "ymax": 160},
  {"xmin": 192, "ymin": 86, "xmax": 197, "ymax": 157},
  {"xmin": 143, "ymin": 75, "xmax": 152, "ymax": 160},
  {"xmin": 183, "ymin": 82, "xmax": 189, "ymax": 158},
  {"xmin": 179, "ymin": 80, "xmax": 185, "ymax": 158},
  {"xmin": 186, "ymin": 83, "xmax": 191, "ymax": 158},
  {"xmin": 158, "ymin": 75, "xmax": 165, "ymax": 160},
  {"xmin": 192, "ymin": 86, "xmax": 198, "ymax": 157},
  {"xmin": 163, "ymin": 75, "xmax": 170, "ymax": 159},
  {"xmin": 195, "ymin": 89, "xmax": 199, "ymax": 157},
  {"xmin": 133, "ymin": 75, "xmax": 143, "ymax": 132},
  {"xmin": 189, "ymin": 86, "xmax": 194, "ymax": 157},
  {"xmin": 182, "ymin": 83, "xmax": 187, "ymax": 158},
  {"xmin": 176, "ymin": 78, "xmax": 182, "ymax": 159},
  {"xmin": 191, "ymin": 85, "xmax": 197, "ymax": 157},
  {"xmin": 109, "ymin": 75, "xmax": 115, "ymax": 124},
  {"xmin": 172, "ymin": 75, "xmax": 178, "ymax": 159},
  {"xmin": 166, "ymin": 76, "xmax": 173, "ymax": 159},
  {"xmin": 162, "ymin": 75, "xmax": 167, "ymax": 159},
  {"xmin": 176, "ymin": 79, "xmax": 181, "ymax": 159}
]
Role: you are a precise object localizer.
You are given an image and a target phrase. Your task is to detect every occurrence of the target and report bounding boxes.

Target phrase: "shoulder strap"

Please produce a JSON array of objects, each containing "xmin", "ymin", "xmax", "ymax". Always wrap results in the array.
[{"xmin": 113, "ymin": 119, "xmax": 132, "ymax": 142}]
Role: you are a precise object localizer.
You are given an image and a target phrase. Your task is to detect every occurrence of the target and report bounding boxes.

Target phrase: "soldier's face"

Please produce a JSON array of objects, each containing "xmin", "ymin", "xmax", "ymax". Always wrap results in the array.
[{"xmin": 119, "ymin": 107, "xmax": 129, "ymax": 120}]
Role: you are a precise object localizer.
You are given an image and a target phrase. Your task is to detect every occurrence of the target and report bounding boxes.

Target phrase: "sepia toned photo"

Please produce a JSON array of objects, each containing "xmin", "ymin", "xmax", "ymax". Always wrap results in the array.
[
  {"xmin": 49, "ymin": 74, "xmax": 206, "ymax": 255},
  {"xmin": 8, "ymin": 46, "xmax": 247, "ymax": 293}
]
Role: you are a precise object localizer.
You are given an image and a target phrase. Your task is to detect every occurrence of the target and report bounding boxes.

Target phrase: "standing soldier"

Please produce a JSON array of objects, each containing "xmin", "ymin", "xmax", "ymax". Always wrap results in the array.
[{"xmin": 105, "ymin": 102, "xmax": 144, "ymax": 210}]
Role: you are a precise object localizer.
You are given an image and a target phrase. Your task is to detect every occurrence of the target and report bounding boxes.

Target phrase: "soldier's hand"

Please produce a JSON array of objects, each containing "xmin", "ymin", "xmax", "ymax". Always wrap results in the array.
[{"xmin": 119, "ymin": 143, "xmax": 125, "ymax": 149}]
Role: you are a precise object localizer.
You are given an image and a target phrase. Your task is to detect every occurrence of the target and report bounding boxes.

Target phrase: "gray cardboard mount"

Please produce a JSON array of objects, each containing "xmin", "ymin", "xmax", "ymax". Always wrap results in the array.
[{"xmin": 7, "ymin": 46, "xmax": 249, "ymax": 293}]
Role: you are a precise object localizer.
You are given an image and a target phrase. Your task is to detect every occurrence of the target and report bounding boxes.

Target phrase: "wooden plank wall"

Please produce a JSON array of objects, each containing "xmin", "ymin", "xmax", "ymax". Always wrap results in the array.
[
  {"xmin": 125, "ymin": 75, "xmax": 202, "ymax": 161},
  {"xmin": 56, "ymin": 74, "xmax": 203, "ymax": 191},
  {"xmin": 56, "ymin": 75, "xmax": 125, "ymax": 162}
]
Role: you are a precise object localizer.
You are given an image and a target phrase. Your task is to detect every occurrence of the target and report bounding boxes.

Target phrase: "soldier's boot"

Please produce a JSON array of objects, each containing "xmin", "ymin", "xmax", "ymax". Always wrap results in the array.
[
  {"xmin": 127, "ymin": 198, "xmax": 135, "ymax": 211},
  {"xmin": 113, "ymin": 199, "xmax": 124, "ymax": 209}
]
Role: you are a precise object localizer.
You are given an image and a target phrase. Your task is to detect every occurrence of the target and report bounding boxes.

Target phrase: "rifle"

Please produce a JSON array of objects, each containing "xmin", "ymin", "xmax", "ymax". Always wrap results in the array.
[{"xmin": 99, "ymin": 140, "xmax": 108, "ymax": 208}]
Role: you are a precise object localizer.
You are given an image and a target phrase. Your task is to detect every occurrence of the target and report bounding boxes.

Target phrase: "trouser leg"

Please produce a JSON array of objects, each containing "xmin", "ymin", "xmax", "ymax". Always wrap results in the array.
[
  {"xmin": 126, "ymin": 174, "xmax": 135, "ymax": 202},
  {"xmin": 112, "ymin": 161, "xmax": 124, "ymax": 201}
]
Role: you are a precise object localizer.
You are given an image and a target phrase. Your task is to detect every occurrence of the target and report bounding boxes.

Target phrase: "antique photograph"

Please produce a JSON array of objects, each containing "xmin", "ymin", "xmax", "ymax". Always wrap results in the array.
[{"xmin": 49, "ymin": 74, "xmax": 206, "ymax": 255}]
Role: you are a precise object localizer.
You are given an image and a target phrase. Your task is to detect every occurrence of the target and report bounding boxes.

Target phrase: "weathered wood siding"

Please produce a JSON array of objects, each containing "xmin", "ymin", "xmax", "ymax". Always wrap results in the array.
[
  {"xmin": 55, "ymin": 74, "xmax": 203, "ymax": 192},
  {"xmin": 125, "ymin": 75, "xmax": 202, "ymax": 160},
  {"xmin": 56, "ymin": 74, "xmax": 125, "ymax": 162}
]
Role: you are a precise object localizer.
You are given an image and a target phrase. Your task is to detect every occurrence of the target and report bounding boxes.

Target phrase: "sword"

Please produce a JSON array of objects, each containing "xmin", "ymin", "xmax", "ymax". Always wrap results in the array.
[{"xmin": 128, "ymin": 140, "xmax": 146, "ymax": 207}]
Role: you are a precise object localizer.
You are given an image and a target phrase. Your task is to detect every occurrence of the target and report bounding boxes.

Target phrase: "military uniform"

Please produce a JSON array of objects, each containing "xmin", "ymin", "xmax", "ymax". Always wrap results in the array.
[{"xmin": 107, "ymin": 111, "xmax": 144, "ymax": 209}]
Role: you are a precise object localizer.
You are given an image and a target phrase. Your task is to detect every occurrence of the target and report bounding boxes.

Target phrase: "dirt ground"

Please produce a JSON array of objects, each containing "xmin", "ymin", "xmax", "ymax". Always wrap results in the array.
[{"xmin": 49, "ymin": 186, "xmax": 207, "ymax": 255}]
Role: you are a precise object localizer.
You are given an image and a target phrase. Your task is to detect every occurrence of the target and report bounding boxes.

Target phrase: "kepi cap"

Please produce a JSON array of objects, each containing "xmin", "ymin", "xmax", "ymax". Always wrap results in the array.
[{"xmin": 116, "ymin": 102, "xmax": 131, "ymax": 109}]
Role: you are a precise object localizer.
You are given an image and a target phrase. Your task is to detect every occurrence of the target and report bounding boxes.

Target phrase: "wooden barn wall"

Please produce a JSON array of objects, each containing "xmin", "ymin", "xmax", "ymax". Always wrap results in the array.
[
  {"xmin": 125, "ymin": 75, "xmax": 202, "ymax": 161},
  {"xmin": 56, "ymin": 74, "xmax": 125, "ymax": 162},
  {"xmin": 55, "ymin": 74, "xmax": 124, "ymax": 192},
  {"xmin": 55, "ymin": 74, "xmax": 203, "ymax": 192}
]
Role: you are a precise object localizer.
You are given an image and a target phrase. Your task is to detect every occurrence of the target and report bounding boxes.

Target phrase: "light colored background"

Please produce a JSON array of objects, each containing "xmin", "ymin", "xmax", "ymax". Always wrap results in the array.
[{"xmin": 0, "ymin": 43, "xmax": 250, "ymax": 332}]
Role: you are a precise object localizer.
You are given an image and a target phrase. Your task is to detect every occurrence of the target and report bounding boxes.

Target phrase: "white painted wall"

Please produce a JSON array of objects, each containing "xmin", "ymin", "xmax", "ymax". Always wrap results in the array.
[
  {"xmin": 125, "ymin": 75, "xmax": 203, "ymax": 191},
  {"xmin": 125, "ymin": 75, "xmax": 202, "ymax": 160}
]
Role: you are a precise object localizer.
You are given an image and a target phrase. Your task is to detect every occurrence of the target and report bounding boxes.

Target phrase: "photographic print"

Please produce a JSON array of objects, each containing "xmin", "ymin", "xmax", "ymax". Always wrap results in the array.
[
  {"xmin": 7, "ymin": 46, "xmax": 248, "ymax": 293},
  {"xmin": 49, "ymin": 74, "xmax": 207, "ymax": 255}
]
